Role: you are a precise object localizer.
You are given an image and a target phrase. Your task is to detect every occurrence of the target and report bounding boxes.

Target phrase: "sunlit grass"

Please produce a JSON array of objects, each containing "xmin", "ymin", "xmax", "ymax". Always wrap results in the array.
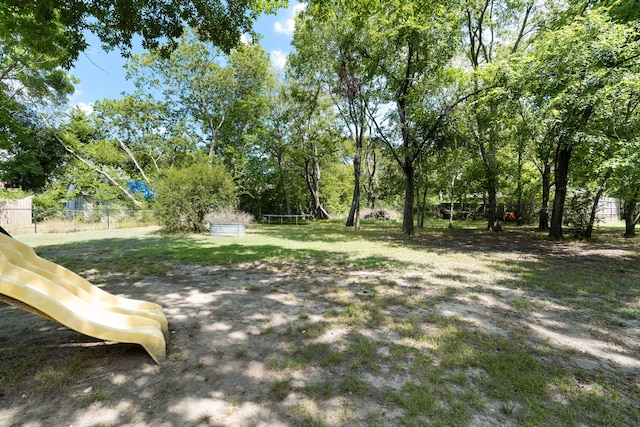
[{"xmin": 7, "ymin": 221, "xmax": 640, "ymax": 426}]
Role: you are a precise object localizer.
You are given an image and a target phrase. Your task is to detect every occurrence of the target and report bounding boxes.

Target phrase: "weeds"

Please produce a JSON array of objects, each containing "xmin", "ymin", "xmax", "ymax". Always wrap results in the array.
[{"xmin": 270, "ymin": 379, "xmax": 291, "ymax": 401}]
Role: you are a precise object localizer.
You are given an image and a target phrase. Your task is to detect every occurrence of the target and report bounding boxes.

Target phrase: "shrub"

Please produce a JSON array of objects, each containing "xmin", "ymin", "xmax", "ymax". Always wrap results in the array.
[
  {"xmin": 564, "ymin": 191, "xmax": 595, "ymax": 239},
  {"xmin": 154, "ymin": 161, "xmax": 237, "ymax": 233},
  {"xmin": 0, "ymin": 189, "xmax": 29, "ymax": 200},
  {"xmin": 33, "ymin": 188, "xmax": 67, "ymax": 222}
]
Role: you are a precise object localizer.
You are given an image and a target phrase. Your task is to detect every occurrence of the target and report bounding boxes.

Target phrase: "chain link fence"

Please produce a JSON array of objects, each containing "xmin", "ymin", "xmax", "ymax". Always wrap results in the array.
[{"xmin": 0, "ymin": 207, "xmax": 155, "ymax": 235}]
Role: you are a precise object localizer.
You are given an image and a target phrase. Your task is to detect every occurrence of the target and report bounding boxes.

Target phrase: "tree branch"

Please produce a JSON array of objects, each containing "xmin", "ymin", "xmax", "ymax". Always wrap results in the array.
[
  {"xmin": 511, "ymin": 0, "xmax": 534, "ymax": 54},
  {"xmin": 117, "ymin": 137, "xmax": 151, "ymax": 184},
  {"xmin": 41, "ymin": 116, "xmax": 143, "ymax": 208}
]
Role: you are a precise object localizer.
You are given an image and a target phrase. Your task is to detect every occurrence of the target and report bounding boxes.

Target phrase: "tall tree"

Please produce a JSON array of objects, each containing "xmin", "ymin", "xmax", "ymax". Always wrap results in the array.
[
  {"xmin": 0, "ymin": 4, "xmax": 75, "ymax": 172},
  {"xmin": 219, "ymin": 42, "xmax": 274, "ymax": 178},
  {"xmin": 261, "ymin": 80, "xmax": 295, "ymax": 215},
  {"xmin": 304, "ymin": 0, "xmax": 463, "ymax": 235},
  {"xmin": 291, "ymin": 1, "xmax": 381, "ymax": 230},
  {"xmin": 287, "ymin": 81, "xmax": 342, "ymax": 219},
  {"xmin": 1, "ymin": 0, "xmax": 284, "ymax": 196},
  {"xmin": 596, "ymin": 74, "xmax": 640, "ymax": 237},
  {"xmin": 515, "ymin": 98, "xmax": 556, "ymax": 231},
  {"xmin": 460, "ymin": 0, "xmax": 538, "ymax": 231},
  {"xmin": 517, "ymin": 7, "xmax": 640, "ymax": 238},
  {"xmin": 50, "ymin": 109, "xmax": 145, "ymax": 207},
  {"xmin": 126, "ymin": 34, "xmax": 272, "ymax": 163}
]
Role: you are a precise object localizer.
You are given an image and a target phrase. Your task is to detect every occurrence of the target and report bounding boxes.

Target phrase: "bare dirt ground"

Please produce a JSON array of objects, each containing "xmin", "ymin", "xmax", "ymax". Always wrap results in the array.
[{"xmin": 1, "ymin": 227, "xmax": 639, "ymax": 426}]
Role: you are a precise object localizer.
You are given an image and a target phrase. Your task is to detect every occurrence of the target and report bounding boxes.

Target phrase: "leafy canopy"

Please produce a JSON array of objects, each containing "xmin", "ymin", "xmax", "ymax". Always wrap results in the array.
[{"xmin": 0, "ymin": 0, "xmax": 287, "ymax": 67}]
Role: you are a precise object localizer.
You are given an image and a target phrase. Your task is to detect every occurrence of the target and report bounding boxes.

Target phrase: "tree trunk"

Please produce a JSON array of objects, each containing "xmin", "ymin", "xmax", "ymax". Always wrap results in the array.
[
  {"xmin": 478, "ymin": 116, "xmax": 500, "ymax": 232},
  {"xmin": 117, "ymin": 137, "xmax": 151, "ymax": 184},
  {"xmin": 538, "ymin": 163, "xmax": 551, "ymax": 231},
  {"xmin": 306, "ymin": 177, "xmax": 327, "ymax": 219},
  {"xmin": 304, "ymin": 145, "xmax": 331, "ymax": 220},
  {"xmin": 277, "ymin": 155, "xmax": 291, "ymax": 215},
  {"xmin": 449, "ymin": 181, "xmax": 455, "ymax": 229},
  {"xmin": 345, "ymin": 177, "xmax": 361, "ymax": 229},
  {"xmin": 42, "ymin": 114, "xmax": 143, "ymax": 206},
  {"xmin": 584, "ymin": 171, "xmax": 611, "ymax": 239},
  {"xmin": 346, "ymin": 142, "xmax": 362, "ymax": 229},
  {"xmin": 208, "ymin": 119, "xmax": 217, "ymax": 158},
  {"xmin": 402, "ymin": 162, "xmax": 415, "ymax": 235},
  {"xmin": 417, "ymin": 175, "xmax": 428, "ymax": 229},
  {"xmin": 486, "ymin": 171, "xmax": 500, "ymax": 232},
  {"xmin": 549, "ymin": 146, "xmax": 572, "ymax": 239},
  {"xmin": 312, "ymin": 145, "xmax": 329, "ymax": 218},
  {"xmin": 624, "ymin": 198, "xmax": 638, "ymax": 238},
  {"xmin": 364, "ymin": 142, "xmax": 378, "ymax": 209},
  {"xmin": 516, "ymin": 149, "xmax": 524, "ymax": 226},
  {"xmin": 56, "ymin": 137, "xmax": 143, "ymax": 208}
]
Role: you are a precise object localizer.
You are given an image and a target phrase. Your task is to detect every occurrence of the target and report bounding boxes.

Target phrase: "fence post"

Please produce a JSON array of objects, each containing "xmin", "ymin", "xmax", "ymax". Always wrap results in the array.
[{"xmin": 33, "ymin": 207, "xmax": 37, "ymax": 234}]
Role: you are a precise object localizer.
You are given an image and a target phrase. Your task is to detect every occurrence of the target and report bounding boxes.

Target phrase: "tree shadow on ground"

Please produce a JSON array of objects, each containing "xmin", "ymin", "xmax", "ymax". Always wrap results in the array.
[{"xmin": 2, "ymin": 227, "xmax": 639, "ymax": 426}]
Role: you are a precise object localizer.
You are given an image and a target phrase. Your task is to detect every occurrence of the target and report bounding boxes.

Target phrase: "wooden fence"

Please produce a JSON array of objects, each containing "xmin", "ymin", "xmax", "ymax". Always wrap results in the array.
[
  {"xmin": 0, "ymin": 198, "xmax": 32, "ymax": 227},
  {"xmin": 0, "ymin": 206, "xmax": 153, "ymax": 235}
]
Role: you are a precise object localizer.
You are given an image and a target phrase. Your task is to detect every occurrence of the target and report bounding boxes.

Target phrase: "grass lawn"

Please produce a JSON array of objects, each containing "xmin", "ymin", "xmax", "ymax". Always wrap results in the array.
[{"xmin": 1, "ymin": 220, "xmax": 639, "ymax": 426}]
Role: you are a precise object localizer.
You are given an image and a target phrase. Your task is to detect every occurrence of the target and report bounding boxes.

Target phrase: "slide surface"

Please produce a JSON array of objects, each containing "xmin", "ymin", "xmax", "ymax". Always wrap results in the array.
[{"xmin": 0, "ymin": 233, "xmax": 167, "ymax": 363}]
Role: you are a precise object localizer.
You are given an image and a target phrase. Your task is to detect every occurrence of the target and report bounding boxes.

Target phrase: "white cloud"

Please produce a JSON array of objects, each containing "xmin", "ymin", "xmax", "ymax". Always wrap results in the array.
[
  {"xmin": 274, "ymin": 19, "xmax": 295, "ymax": 35},
  {"xmin": 76, "ymin": 102, "xmax": 94, "ymax": 115},
  {"xmin": 273, "ymin": 2, "xmax": 307, "ymax": 36},
  {"xmin": 271, "ymin": 50, "xmax": 287, "ymax": 69},
  {"xmin": 240, "ymin": 33, "xmax": 252, "ymax": 44},
  {"xmin": 293, "ymin": 3, "xmax": 307, "ymax": 15}
]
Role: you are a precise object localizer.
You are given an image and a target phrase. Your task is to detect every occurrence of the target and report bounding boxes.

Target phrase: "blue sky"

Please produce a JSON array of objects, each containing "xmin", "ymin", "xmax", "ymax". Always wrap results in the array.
[{"xmin": 69, "ymin": 2, "xmax": 305, "ymax": 112}]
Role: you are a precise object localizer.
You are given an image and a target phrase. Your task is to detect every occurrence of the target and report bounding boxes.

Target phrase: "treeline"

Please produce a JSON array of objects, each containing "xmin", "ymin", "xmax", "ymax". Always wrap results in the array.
[{"xmin": 1, "ymin": 1, "xmax": 639, "ymax": 237}]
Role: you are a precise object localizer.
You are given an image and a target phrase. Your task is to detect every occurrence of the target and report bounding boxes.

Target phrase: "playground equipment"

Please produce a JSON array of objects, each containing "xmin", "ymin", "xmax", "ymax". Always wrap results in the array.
[{"xmin": 0, "ymin": 233, "xmax": 167, "ymax": 363}]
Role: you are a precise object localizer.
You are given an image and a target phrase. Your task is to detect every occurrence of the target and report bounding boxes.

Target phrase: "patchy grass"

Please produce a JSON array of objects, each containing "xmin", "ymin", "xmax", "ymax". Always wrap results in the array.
[
  {"xmin": 4, "ymin": 221, "xmax": 640, "ymax": 426},
  {"xmin": 270, "ymin": 379, "xmax": 291, "ymax": 401}
]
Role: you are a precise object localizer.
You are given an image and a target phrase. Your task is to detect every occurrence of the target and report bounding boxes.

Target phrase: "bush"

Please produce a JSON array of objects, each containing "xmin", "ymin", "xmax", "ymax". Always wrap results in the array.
[
  {"xmin": 33, "ymin": 188, "xmax": 67, "ymax": 222},
  {"xmin": 154, "ymin": 161, "xmax": 237, "ymax": 233},
  {"xmin": 564, "ymin": 191, "xmax": 595, "ymax": 239}
]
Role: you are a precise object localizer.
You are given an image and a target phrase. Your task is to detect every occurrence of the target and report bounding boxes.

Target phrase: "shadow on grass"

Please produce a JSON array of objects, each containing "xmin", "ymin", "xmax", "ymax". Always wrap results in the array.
[
  {"xmin": 33, "ymin": 229, "xmax": 418, "ymax": 276},
  {"xmin": 2, "ymin": 224, "xmax": 639, "ymax": 426},
  {"xmin": 256, "ymin": 219, "xmax": 640, "ymax": 259}
]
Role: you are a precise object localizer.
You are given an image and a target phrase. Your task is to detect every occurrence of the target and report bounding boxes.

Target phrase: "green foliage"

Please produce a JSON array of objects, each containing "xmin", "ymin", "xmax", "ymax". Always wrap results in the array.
[
  {"xmin": 296, "ymin": 0, "xmax": 465, "ymax": 232},
  {"xmin": 0, "ymin": 10, "xmax": 75, "ymax": 190},
  {"xmin": 2, "ymin": 0, "xmax": 286, "ymax": 67},
  {"xmin": 33, "ymin": 186, "xmax": 68, "ymax": 222},
  {"xmin": 0, "ymin": 188, "xmax": 28, "ymax": 200},
  {"xmin": 125, "ymin": 33, "xmax": 272, "ymax": 162},
  {"xmin": 283, "ymin": 77, "xmax": 346, "ymax": 218},
  {"xmin": 94, "ymin": 95, "xmax": 198, "ymax": 173},
  {"xmin": 154, "ymin": 160, "xmax": 238, "ymax": 233},
  {"xmin": 8, "ymin": 1, "xmax": 638, "ymax": 238},
  {"xmin": 0, "ymin": 123, "xmax": 66, "ymax": 192},
  {"xmin": 508, "ymin": 6, "xmax": 640, "ymax": 236},
  {"xmin": 53, "ymin": 108, "xmax": 161, "ymax": 208},
  {"xmin": 320, "ymin": 161, "xmax": 353, "ymax": 214},
  {"xmin": 564, "ymin": 191, "xmax": 596, "ymax": 239}
]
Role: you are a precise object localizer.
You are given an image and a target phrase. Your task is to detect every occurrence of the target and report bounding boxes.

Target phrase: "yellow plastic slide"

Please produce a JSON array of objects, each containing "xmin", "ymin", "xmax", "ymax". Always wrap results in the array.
[{"xmin": 0, "ymin": 233, "xmax": 167, "ymax": 363}]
